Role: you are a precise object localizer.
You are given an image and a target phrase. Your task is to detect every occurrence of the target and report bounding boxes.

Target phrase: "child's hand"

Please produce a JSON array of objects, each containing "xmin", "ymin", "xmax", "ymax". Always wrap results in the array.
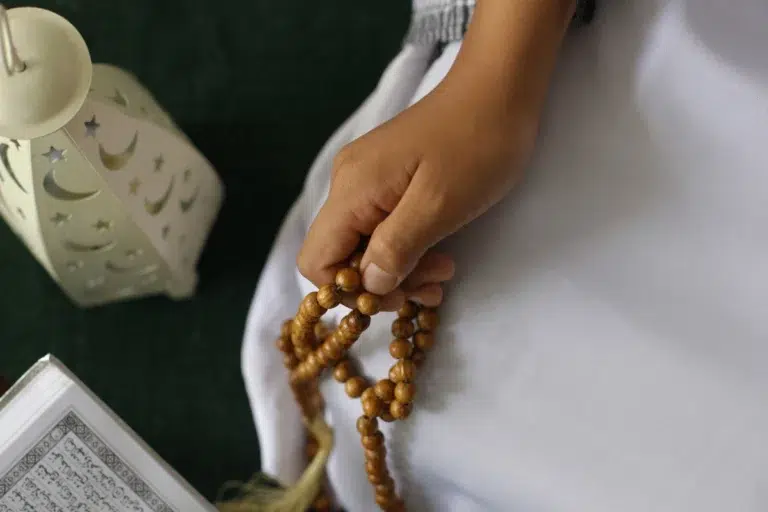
[
  {"xmin": 299, "ymin": 76, "xmax": 534, "ymax": 308},
  {"xmin": 298, "ymin": 0, "xmax": 576, "ymax": 308}
]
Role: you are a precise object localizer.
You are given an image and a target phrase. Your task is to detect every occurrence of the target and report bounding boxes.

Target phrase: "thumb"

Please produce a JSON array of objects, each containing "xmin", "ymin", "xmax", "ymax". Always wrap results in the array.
[{"xmin": 360, "ymin": 170, "xmax": 451, "ymax": 295}]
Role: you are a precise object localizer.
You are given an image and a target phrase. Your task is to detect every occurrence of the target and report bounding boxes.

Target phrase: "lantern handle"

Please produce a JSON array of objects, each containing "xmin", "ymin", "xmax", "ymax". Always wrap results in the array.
[{"xmin": 0, "ymin": 4, "xmax": 26, "ymax": 76}]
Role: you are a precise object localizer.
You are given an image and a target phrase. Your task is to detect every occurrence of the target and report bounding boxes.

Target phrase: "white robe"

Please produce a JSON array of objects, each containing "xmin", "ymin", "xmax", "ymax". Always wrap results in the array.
[{"xmin": 242, "ymin": 1, "xmax": 768, "ymax": 510}]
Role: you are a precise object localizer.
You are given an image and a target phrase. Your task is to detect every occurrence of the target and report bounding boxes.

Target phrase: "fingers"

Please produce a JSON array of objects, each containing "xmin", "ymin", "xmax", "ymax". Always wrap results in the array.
[
  {"xmin": 360, "ymin": 169, "xmax": 451, "ymax": 295},
  {"xmin": 399, "ymin": 251, "xmax": 454, "ymax": 308},
  {"xmin": 299, "ymin": 132, "xmax": 460, "ymax": 303},
  {"xmin": 402, "ymin": 251, "xmax": 455, "ymax": 290},
  {"xmin": 406, "ymin": 283, "xmax": 443, "ymax": 308},
  {"xmin": 298, "ymin": 137, "xmax": 402, "ymax": 288},
  {"xmin": 297, "ymin": 201, "xmax": 356, "ymax": 287},
  {"xmin": 297, "ymin": 186, "xmax": 385, "ymax": 288}
]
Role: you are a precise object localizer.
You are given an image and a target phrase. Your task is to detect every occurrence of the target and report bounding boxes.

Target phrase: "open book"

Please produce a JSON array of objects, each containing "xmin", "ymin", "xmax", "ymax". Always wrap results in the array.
[{"xmin": 0, "ymin": 355, "xmax": 216, "ymax": 512}]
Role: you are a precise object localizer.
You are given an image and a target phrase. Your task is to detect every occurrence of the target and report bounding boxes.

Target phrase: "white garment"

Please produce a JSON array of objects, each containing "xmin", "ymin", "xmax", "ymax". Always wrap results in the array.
[{"xmin": 242, "ymin": 1, "xmax": 768, "ymax": 511}]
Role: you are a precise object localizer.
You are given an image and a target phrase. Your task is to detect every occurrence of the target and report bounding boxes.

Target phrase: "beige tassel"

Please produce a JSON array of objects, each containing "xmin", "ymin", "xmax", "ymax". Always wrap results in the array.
[{"xmin": 216, "ymin": 415, "xmax": 334, "ymax": 512}]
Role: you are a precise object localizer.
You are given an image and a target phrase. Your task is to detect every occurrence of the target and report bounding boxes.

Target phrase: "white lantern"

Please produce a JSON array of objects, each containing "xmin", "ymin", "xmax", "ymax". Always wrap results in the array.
[{"xmin": 0, "ymin": 5, "xmax": 224, "ymax": 307}]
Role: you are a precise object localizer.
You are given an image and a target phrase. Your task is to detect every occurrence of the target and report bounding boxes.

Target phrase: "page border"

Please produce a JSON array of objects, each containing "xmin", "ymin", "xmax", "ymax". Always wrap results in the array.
[{"xmin": 0, "ymin": 409, "xmax": 176, "ymax": 512}]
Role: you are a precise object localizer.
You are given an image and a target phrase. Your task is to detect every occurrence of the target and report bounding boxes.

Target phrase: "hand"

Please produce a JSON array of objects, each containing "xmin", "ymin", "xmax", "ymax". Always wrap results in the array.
[
  {"xmin": 298, "ymin": 0, "xmax": 575, "ymax": 309},
  {"xmin": 299, "ymin": 77, "xmax": 534, "ymax": 309}
]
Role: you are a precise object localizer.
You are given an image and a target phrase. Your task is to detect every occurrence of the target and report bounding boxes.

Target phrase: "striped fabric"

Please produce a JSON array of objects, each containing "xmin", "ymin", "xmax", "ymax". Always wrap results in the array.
[{"xmin": 406, "ymin": 0, "xmax": 596, "ymax": 44}]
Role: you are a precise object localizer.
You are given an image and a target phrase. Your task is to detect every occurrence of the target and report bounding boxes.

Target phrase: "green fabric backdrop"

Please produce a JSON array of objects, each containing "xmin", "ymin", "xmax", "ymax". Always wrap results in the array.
[{"xmin": 0, "ymin": 0, "xmax": 408, "ymax": 501}]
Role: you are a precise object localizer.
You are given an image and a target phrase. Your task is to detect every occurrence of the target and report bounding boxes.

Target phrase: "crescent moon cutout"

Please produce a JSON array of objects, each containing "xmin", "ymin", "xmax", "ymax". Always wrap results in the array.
[
  {"xmin": 106, "ymin": 261, "xmax": 159, "ymax": 275},
  {"xmin": 180, "ymin": 186, "xmax": 199, "ymax": 213},
  {"xmin": 105, "ymin": 261, "xmax": 134, "ymax": 273},
  {"xmin": 144, "ymin": 175, "xmax": 175, "ymax": 216},
  {"xmin": 63, "ymin": 239, "xmax": 116, "ymax": 253},
  {"xmin": 0, "ymin": 143, "xmax": 27, "ymax": 193},
  {"xmin": 138, "ymin": 264, "xmax": 159, "ymax": 276},
  {"xmin": 43, "ymin": 169, "xmax": 99, "ymax": 201},
  {"xmin": 98, "ymin": 132, "xmax": 139, "ymax": 171}
]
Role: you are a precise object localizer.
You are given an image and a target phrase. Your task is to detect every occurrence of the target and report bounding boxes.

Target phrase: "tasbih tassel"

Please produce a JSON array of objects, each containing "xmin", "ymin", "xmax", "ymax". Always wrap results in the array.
[{"xmin": 215, "ymin": 415, "xmax": 334, "ymax": 512}]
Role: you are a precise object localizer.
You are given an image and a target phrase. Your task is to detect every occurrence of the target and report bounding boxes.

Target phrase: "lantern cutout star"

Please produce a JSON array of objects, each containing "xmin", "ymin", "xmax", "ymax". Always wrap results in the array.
[{"xmin": 0, "ymin": 6, "xmax": 224, "ymax": 308}]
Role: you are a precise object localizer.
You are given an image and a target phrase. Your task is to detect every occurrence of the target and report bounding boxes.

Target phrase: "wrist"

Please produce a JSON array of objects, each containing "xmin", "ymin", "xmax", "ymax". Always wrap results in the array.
[{"xmin": 448, "ymin": 0, "xmax": 575, "ymax": 121}]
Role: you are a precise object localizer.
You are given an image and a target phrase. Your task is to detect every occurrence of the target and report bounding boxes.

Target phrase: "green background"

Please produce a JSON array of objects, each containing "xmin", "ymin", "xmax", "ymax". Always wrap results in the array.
[{"xmin": 0, "ymin": 0, "xmax": 408, "ymax": 501}]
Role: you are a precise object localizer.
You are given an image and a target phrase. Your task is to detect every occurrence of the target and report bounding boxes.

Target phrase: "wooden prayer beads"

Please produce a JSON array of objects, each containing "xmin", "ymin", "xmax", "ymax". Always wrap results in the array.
[{"xmin": 275, "ymin": 255, "xmax": 439, "ymax": 511}]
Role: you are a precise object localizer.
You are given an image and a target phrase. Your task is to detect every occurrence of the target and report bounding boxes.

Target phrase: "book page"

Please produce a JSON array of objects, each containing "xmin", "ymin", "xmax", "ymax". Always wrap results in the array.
[
  {"xmin": 0, "ymin": 359, "xmax": 216, "ymax": 512},
  {"xmin": 1, "ymin": 410, "xmax": 173, "ymax": 512}
]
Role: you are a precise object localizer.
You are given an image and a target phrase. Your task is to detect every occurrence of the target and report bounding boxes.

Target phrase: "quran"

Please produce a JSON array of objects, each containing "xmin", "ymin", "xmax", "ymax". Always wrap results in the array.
[{"xmin": 0, "ymin": 355, "xmax": 216, "ymax": 512}]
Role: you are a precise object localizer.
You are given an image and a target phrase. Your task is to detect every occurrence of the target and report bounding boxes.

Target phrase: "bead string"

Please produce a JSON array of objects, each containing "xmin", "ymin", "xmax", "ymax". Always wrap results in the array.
[{"xmin": 274, "ymin": 254, "xmax": 439, "ymax": 511}]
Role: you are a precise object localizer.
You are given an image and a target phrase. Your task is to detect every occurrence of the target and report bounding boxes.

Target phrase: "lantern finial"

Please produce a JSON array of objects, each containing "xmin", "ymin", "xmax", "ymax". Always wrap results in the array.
[{"xmin": 0, "ymin": 6, "xmax": 92, "ymax": 140}]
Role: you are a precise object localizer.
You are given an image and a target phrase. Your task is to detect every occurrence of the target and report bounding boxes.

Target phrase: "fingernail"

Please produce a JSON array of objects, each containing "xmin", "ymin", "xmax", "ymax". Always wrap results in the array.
[{"xmin": 363, "ymin": 263, "xmax": 399, "ymax": 295}]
